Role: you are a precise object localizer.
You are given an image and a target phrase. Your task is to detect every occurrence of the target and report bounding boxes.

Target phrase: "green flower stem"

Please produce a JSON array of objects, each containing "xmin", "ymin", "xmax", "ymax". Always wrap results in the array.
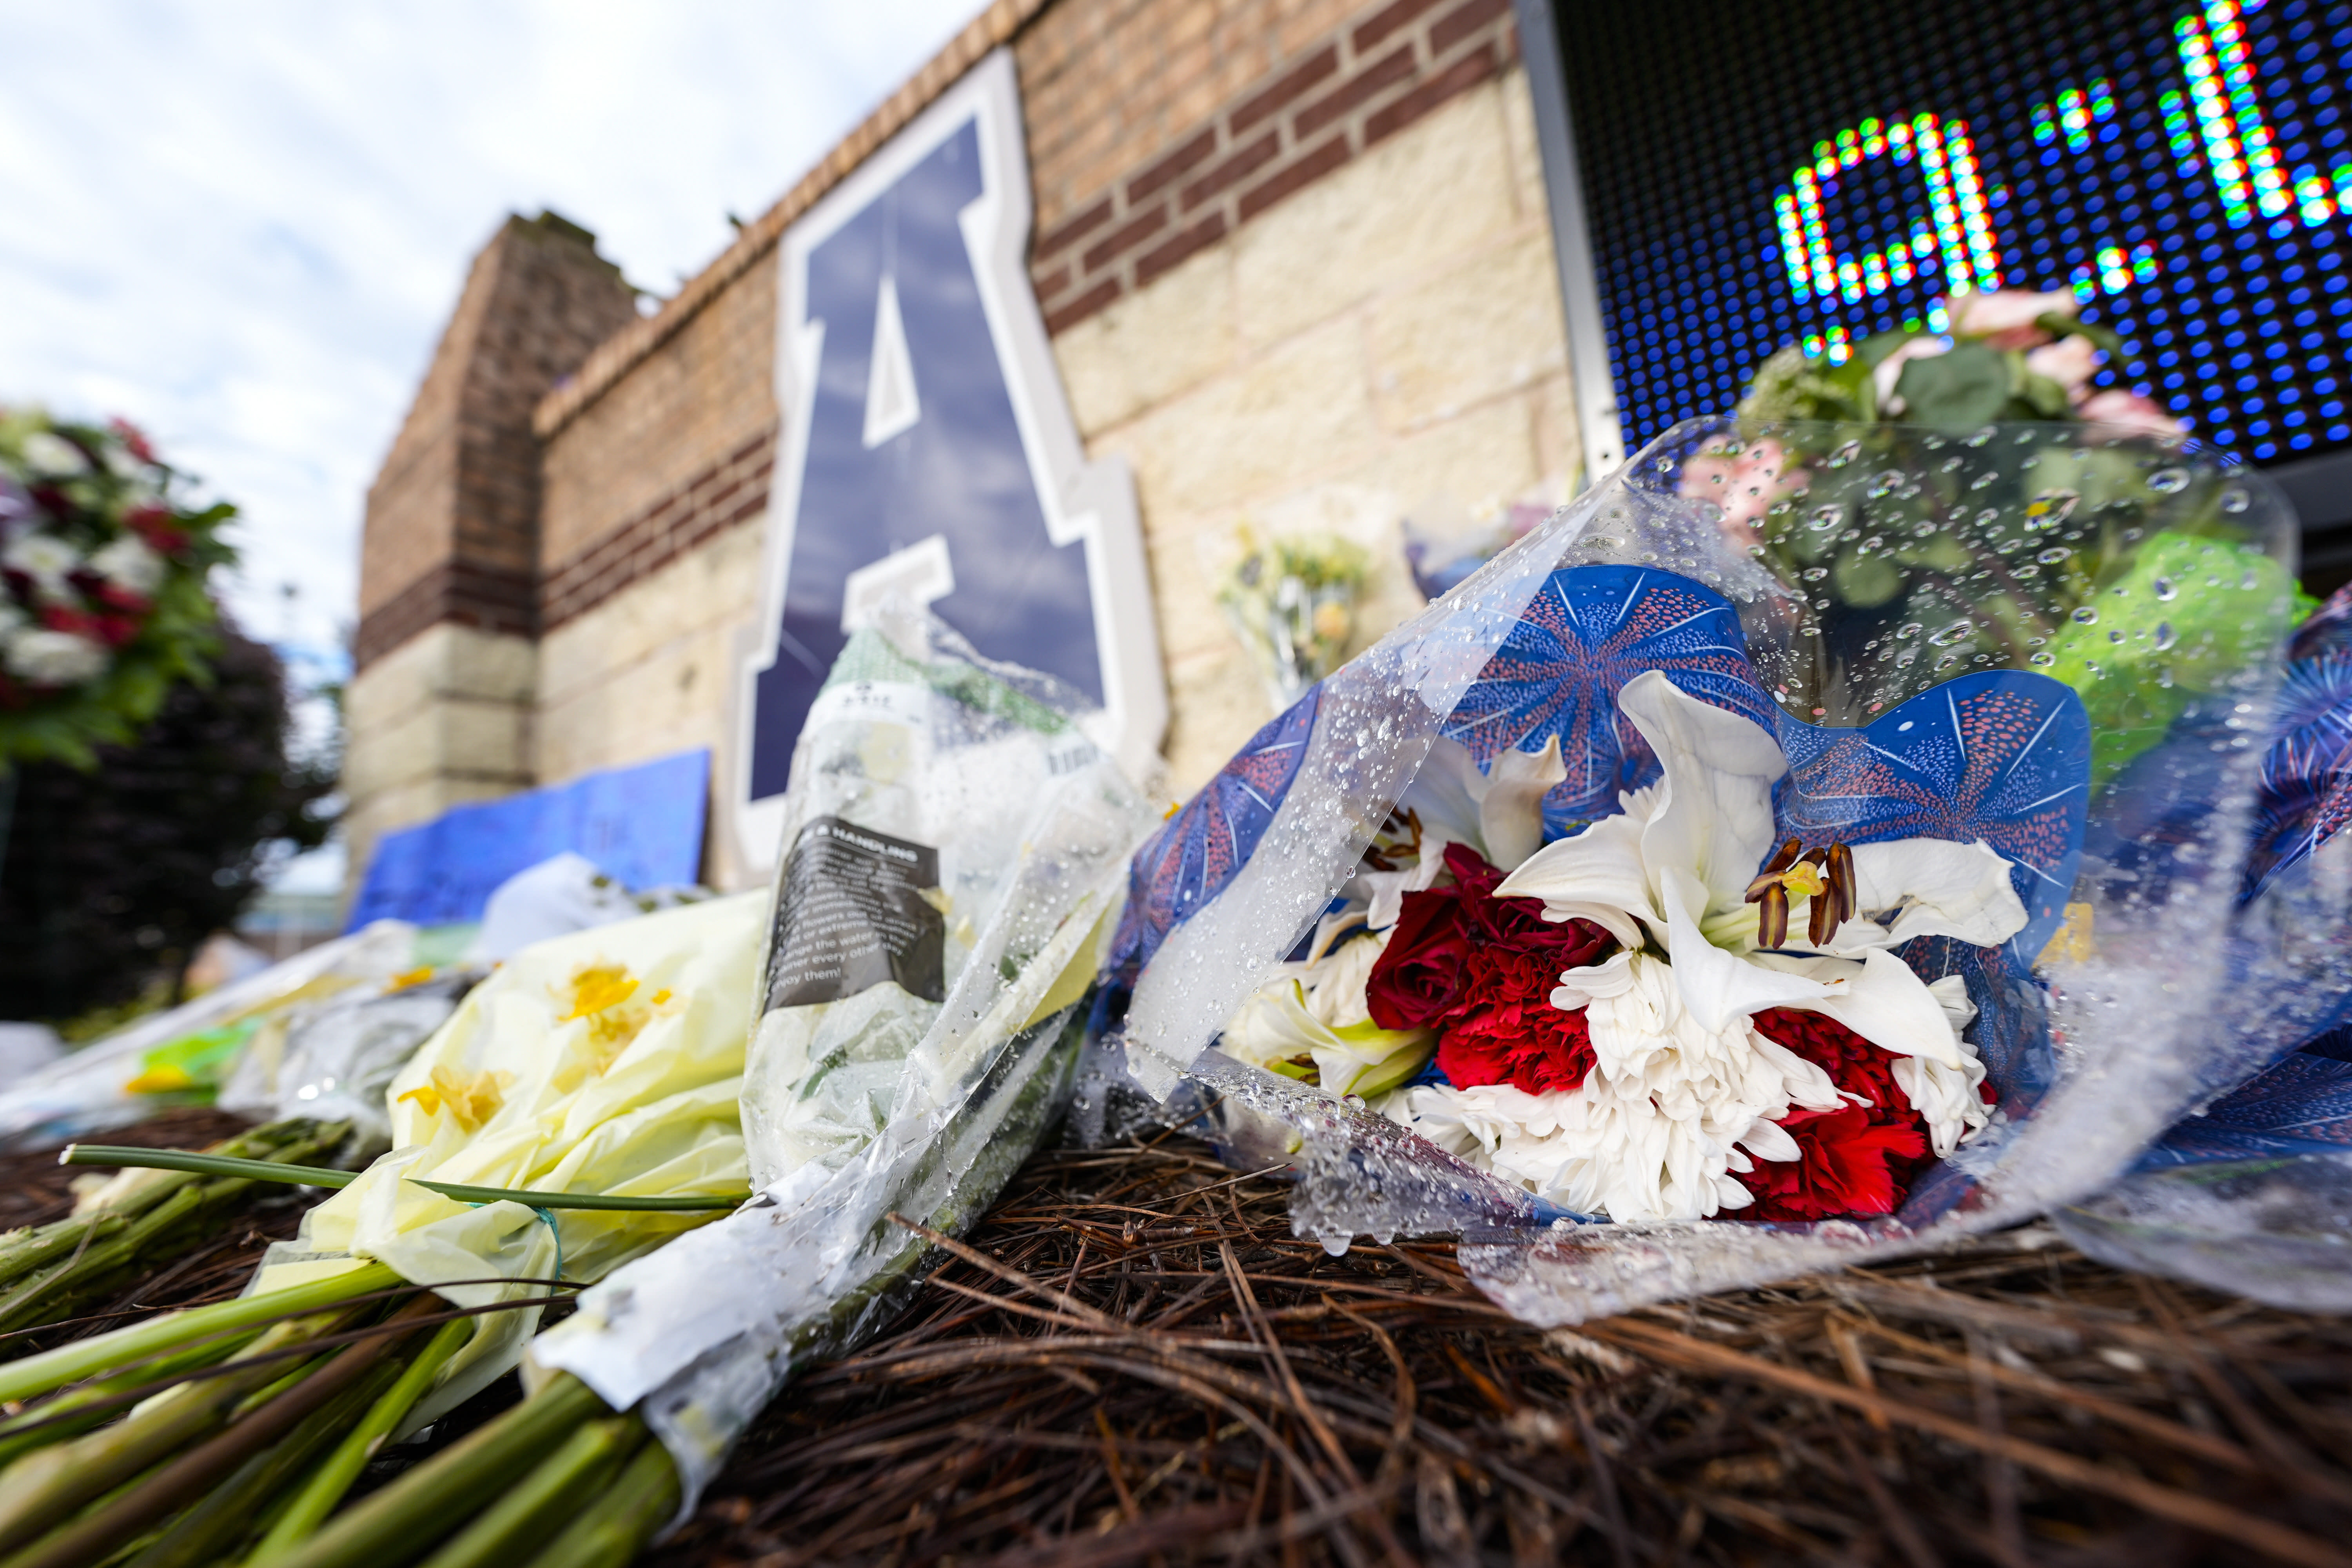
[
  {"xmin": 122, "ymin": 1347, "xmax": 411, "ymax": 1568},
  {"xmin": 247, "ymin": 1314, "xmax": 475, "ymax": 1563},
  {"xmin": 0, "ymin": 1296, "xmax": 424, "ymax": 1568},
  {"xmin": 0, "ymin": 1332, "xmax": 260, "ymax": 1470},
  {"xmin": 262, "ymin": 1374, "xmax": 607, "ymax": 1568},
  {"xmin": 516, "ymin": 1439, "xmax": 679, "ymax": 1568},
  {"xmin": 0, "ymin": 1311, "xmax": 343, "ymax": 1557},
  {"xmin": 416, "ymin": 1416, "xmax": 642, "ymax": 1568},
  {"xmin": 0, "ymin": 1262, "xmax": 401, "ymax": 1409},
  {"xmin": 60, "ymin": 1149, "xmax": 751, "ymax": 1212}
]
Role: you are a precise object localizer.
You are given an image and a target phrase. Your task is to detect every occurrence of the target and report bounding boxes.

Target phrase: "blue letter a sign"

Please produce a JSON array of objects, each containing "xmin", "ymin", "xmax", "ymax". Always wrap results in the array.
[{"xmin": 732, "ymin": 51, "xmax": 1164, "ymax": 871}]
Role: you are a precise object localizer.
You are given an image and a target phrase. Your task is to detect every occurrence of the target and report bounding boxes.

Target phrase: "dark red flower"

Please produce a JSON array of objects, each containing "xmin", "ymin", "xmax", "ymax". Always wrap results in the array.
[
  {"xmin": 108, "ymin": 418, "xmax": 156, "ymax": 465},
  {"xmin": 1437, "ymin": 949, "xmax": 1597, "ymax": 1094},
  {"xmin": 1740, "ymin": 1007, "xmax": 1935, "ymax": 1221},
  {"xmin": 1367, "ymin": 841, "xmax": 1614, "ymax": 1095},
  {"xmin": 1366, "ymin": 887, "xmax": 1473, "ymax": 1029},
  {"xmin": 124, "ymin": 502, "xmax": 186, "ymax": 556}
]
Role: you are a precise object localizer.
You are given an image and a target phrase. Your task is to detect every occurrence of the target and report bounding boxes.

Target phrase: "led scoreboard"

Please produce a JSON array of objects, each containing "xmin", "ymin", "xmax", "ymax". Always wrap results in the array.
[{"xmin": 1534, "ymin": 0, "xmax": 2352, "ymax": 488}]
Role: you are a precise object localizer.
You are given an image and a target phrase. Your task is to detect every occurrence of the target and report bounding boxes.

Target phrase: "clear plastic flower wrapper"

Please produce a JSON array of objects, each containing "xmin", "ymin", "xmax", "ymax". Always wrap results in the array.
[
  {"xmin": 0, "ymin": 921, "xmax": 426, "ymax": 1149},
  {"xmin": 530, "ymin": 612, "xmax": 1157, "ymax": 1514},
  {"xmin": 1097, "ymin": 414, "xmax": 2344, "ymax": 1323},
  {"xmin": 2054, "ymin": 584, "xmax": 2352, "ymax": 1310}
]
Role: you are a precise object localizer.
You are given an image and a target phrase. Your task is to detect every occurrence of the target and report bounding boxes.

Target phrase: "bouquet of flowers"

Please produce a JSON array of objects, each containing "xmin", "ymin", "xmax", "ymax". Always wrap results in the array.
[
  {"xmin": 0, "ymin": 894, "xmax": 765, "ymax": 1566},
  {"xmin": 0, "ymin": 408, "xmax": 234, "ymax": 768},
  {"xmin": 1215, "ymin": 524, "xmax": 1369, "ymax": 708},
  {"xmin": 158, "ymin": 614, "xmax": 1159, "ymax": 1568},
  {"xmin": 1096, "ymin": 298, "xmax": 2343, "ymax": 1319}
]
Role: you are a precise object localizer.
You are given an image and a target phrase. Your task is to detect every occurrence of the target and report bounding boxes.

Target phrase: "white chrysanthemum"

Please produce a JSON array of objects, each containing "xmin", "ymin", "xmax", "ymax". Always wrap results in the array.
[
  {"xmin": 18, "ymin": 432, "xmax": 87, "ymax": 477},
  {"xmin": 1396, "ymin": 950, "xmax": 1844, "ymax": 1220},
  {"xmin": 3, "ymin": 532, "xmax": 82, "ymax": 600},
  {"xmin": 5, "ymin": 627, "xmax": 108, "ymax": 687},
  {"xmin": 88, "ymin": 535, "xmax": 164, "ymax": 597}
]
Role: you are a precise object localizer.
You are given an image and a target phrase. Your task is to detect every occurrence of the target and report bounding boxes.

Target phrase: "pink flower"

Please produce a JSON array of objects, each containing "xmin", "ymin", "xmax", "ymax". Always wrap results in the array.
[
  {"xmin": 2078, "ymin": 388, "xmax": 2187, "ymax": 438},
  {"xmin": 2025, "ymin": 334, "xmax": 2102, "ymax": 401},
  {"xmin": 1872, "ymin": 338, "xmax": 1950, "ymax": 416},
  {"xmin": 1945, "ymin": 288, "xmax": 2077, "ymax": 351},
  {"xmin": 1677, "ymin": 437, "xmax": 1804, "ymax": 550}
]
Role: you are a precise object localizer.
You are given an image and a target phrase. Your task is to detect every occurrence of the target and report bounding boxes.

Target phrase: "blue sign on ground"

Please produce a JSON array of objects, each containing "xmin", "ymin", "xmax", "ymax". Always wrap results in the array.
[
  {"xmin": 733, "ymin": 50, "xmax": 1164, "ymax": 871},
  {"xmin": 347, "ymin": 748, "xmax": 710, "ymax": 929}
]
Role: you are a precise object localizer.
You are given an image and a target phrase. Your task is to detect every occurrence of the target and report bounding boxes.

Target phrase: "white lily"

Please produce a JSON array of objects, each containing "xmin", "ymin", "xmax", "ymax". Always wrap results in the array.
[
  {"xmin": 1386, "ymin": 671, "xmax": 2024, "ymax": 1219},
  {"xmin": 1352, "ymin": 735, "xmax": 1567, "ymax": 929},
  {"xmin": 1495, "ymin": 670, "xmax": 2023, "ymax": 1080},
  {"xmin": 1221, "ymin": 921, "xmax": 1434, "ymax": 1098}
]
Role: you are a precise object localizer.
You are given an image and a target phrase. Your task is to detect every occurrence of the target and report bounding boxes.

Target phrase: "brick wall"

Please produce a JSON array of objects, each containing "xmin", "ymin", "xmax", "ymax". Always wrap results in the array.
[
  {"xmin": 348, "ymin": 0, "xmax": 1578, "ymax": 887},
  {"xmin": 1023, "ymin": 0, "xmax": 1514, "ymax": 333},
  {"xmin": 353, "ymin": 213, "xmax": 638, "ymax": 669}
]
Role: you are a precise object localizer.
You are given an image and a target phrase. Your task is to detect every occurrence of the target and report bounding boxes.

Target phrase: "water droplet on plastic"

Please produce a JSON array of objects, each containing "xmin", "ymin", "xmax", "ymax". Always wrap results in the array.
[
  {"xmin": 2153, "ymin": 576, "xmax": 2176, "ymax": 601},
  {"xmin": 2029, "ymin": 651, "xmax": 2056, "ymax": 667},
  {"xmin": 2070, "ymin": 606, "xmax": 2100, "ymax": 625},
  {"xmin": 2108, "ymin": 629, "xmax": 2125, "ymax": 644},
  {"xmin": 2148, "ymin": 467, "xmax": 2190, "ymax": 495},
  {"xmin": 1807, "ymin": 505, "xmax": 1842, "ymax": 532},
  {"xmin": 2221, "ymin": 486, "xmax": 2250, "ymax": 514},
  {"xmin": 1895, "ymin": 622, "xmax": 1923, "ymax": 640},
  {"xmin": 2024, "ymin": 489, "xmax": 2079, "ymax": 529},
  {"xmin": 1827, "ymin": 440, "xmax": 1861, "ymax": 467},
  {"xmin": 2240, "ymin": 569, "xmax": 2262, "ymax": 590},
  {"xmin": 2036, "ymin": 548, "xmax": 2069, "ymax": 564},
  {"xmin": 1928, "ymin": 620, "xmax": 1975, "ymax": 647},
  {"xmin": 2154, "ymin": 622, "xmax": 2176, "ymax": 651}
]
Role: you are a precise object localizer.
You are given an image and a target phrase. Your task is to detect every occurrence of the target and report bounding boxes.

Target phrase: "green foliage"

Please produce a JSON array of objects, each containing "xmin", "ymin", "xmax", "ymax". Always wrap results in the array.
[{"xmin": 0, "ymin": 626, "xmax": 338, "ymax": 1022}]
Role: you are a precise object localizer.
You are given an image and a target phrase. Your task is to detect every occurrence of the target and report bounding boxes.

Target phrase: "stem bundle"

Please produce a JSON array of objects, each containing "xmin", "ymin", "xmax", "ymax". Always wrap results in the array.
[{"xmin": 0, "ymin": 1120, "xmax": 351, "ymax": 1350}]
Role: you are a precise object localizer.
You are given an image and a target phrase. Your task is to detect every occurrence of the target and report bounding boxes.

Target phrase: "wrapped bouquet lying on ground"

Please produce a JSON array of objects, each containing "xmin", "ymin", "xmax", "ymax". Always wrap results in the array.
[
  {"xmin": 1096, "ymin": 294, "xmax": 2352, "ymax": 1319},
  {"xmin": 0, "ymin": 891, "xmax": 764, "ymax": 1566},
  {"xmin": 96, "ymin": 614, "xmax": 1159, "ymax": 1568}
]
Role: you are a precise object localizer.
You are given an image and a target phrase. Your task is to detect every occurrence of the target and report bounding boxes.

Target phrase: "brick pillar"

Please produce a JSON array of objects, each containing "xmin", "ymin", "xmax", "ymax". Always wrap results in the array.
[{"xmin": 343, "ymin": 212, "xmax": 640, "ymax": 895}]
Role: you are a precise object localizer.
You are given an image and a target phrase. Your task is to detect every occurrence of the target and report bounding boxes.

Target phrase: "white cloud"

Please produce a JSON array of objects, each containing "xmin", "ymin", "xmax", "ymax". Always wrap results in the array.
[{"xmin": 0, "ymin": 0, "xmax": 978, "ymax": 666}]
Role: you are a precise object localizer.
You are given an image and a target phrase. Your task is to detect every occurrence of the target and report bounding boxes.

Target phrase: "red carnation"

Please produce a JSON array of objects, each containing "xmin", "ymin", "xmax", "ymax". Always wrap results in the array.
[
  {"xmin": 1367, "ymin": 841, "xmax": 1614, "ymax": 1096},
  {"xmin": 1436, "ymin": 950, "xmax": 1597, "ymax": 1094},
  {"xmin": 1740, "ymin": 1007, "xmax": 1935, "ymax": 1221}
]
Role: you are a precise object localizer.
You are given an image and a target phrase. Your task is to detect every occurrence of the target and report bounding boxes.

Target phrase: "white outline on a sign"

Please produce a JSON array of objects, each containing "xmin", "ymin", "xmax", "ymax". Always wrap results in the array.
[{"xmin": 730, "ymin": 49, "xmax": 1167, "ymax": 873}]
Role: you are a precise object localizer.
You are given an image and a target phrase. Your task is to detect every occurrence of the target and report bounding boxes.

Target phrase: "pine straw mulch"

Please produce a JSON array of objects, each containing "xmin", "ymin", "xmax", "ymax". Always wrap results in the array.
[
  {"xmin": 653, "ymin": 1135, "xmax": 2352, "ymax": 1568},
  {"xmin": 0, "ymin": 1107, "xmax": 314, "ymax": 1352},
  {"xmin": 5, "ymin": 1114, "xmax": 2348, "ymax": 1565}
]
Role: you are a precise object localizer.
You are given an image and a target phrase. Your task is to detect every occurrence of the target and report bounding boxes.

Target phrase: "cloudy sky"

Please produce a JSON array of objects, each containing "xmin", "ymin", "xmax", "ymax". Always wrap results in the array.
[{"xmin": 0, "ymin": 0, "xmax": 978, "ymax": 678}]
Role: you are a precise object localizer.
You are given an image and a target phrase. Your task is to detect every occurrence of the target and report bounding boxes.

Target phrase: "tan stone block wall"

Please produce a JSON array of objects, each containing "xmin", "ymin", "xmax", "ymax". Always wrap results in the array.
[
  {"xmin": 1054, "ymin": 67, "xmax": 1575, "ymax": 791},
  {"xmin": 341, "ymin": 622, "xmax": 538, "ymax": 889},
  {"xmin": 534, "ymin": 519, "xmax": 770, "ymax": 884}
]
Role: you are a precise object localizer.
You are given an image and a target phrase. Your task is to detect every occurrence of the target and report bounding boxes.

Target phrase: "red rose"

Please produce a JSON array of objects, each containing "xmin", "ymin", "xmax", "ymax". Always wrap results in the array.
[
  {"xmin": 1365, "ymin": 886, "xmax": 1472, "ymax": 1029},
  {"xmin": 39, "ymin": 605, "xmax": 98, "ymax": 637},
  {"xmin": 1740, "ymin": 1007, "xmax": 1935, "ymax": 1221},
  {"xmin": 108, "ymin": 418, "xmax": 156, "ymax": 465}
]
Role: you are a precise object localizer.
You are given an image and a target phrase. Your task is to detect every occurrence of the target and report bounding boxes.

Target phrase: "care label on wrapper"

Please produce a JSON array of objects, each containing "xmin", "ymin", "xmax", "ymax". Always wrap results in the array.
[{"xmin": 766, "ymin": 816, "xmax": 946, "ymax": 1008}]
